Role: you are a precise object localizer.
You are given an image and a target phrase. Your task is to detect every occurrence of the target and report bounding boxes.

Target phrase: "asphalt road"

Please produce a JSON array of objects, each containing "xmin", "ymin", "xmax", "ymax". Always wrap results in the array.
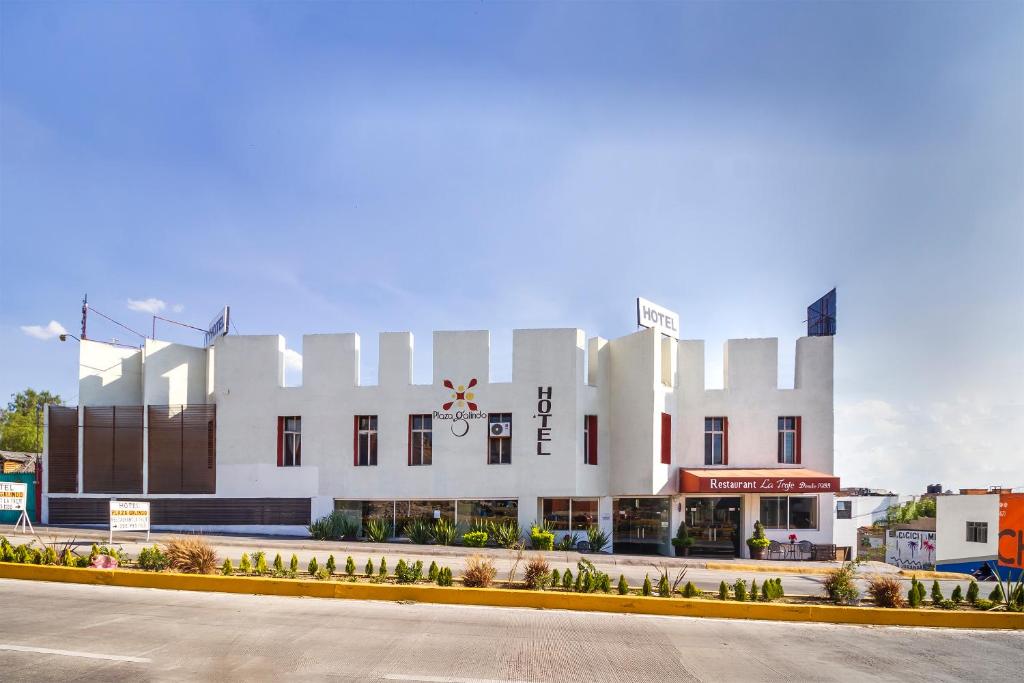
[{"xmin": 1, "ymin": 579, "xmax": 1020, "ymax": 682}]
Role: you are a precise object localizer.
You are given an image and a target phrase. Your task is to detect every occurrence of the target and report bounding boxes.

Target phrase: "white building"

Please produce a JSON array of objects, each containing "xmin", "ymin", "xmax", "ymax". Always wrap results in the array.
[
  {"xmin": 833, "ymin": 493, "xmax": 906, "ymax": 559},
  {"xmin": 935, "ymin": 492, "xmax": 1022, "ymax": 579},
  {"xmin": 43, "ymin": 322, "xmax": 839, "ymax": 557}
]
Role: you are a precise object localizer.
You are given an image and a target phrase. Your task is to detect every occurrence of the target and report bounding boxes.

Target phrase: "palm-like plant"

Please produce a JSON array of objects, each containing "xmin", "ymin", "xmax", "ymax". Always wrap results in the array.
[
  {"xmin": 491, "ymin": 520, "xmax": 522, "ymax": 548},
  {"xmin": 364, "ymin": 517, "xmax": 393, "ymax": 543},
  {"xmin": 432, "ymin": 518, "xmax": 457, "ymax": 546},
  {"xmin": 404, "ymin": 518, "xmax": 434, "ymax": 545}
]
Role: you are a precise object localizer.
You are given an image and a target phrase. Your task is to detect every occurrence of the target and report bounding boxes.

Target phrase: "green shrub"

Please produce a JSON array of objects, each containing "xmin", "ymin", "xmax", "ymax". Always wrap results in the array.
[
  {"xmin": 491, "ymin": 520, "xmax": 522, "ymax": 549},
  {"xmin": 551, "ymin": 568, "xmax": 560, "ymax": 586},
  {"xmin": 325, "ymin": 555, "xmax": 336, "ymax": 576},
  {"xmin": 308, "ymin": 557, "xmax": 319, "ymax": 576},
  {"xmin": 395, "ymin": 558, "xmax": 419, "ymax": 584},
  {"xmin": 974, "ymin": 598, "xmax": 995, "ymax": 610},
  {"xmin": 586, "ymin": 526, "xmax": 611, "ymax": 553},
  {"xmin": 308, "ymin": 511, "xmax": 359, "ymax": 541},
  {"xmin": 936, "ymin": 599, "xmax": 957, "ymax": 610},
  {"xmin": 255, "ymin": 552, "xmax": 268, "ymax": 576},
  {"xmin": 760, "ymin": 581, "xmax": 770, "ymax": 602},
  {"xmin": 364, "ymin": 517, "xmax": 393, "ymax": 543},
  {"xmin": 562, "ymin": 569, "xmax": 573, "ymax": 590},
  {"xmin": 345, "ymin": 556, "xmax": 355, "ymax": 576},
  {"xmin": 315, "ymin": 568, "xmax": 330, "ymax": 580},
  {"xmin": 733, "ymin": 579, "xmax": 748, "ymax": 602},
  {"xmin": 403, "ymin": 518, "xmax": 434, "ymax": 545},
  {"xmin": 750, "ymin": 580, "xmax": 759, "ymax": 601},
  {"xmin": 364, "ymin": 557, "xmax": 374, "ymax": 577},
  {"xmin": 642, "ymin": 575, "xmax": 652, "ymax": 596},
  {"xmin": 556, "ymin": 532, "xmax": 580, "ymax": 551},
  {"xmin": 931, "ymin": 580, "xmax": 943, "ymax": 604},
  {"xmin": 682, "ymin": 581, "xmax": 699, "ymax": 598},
  {"xmin": 378, "ymin": 557, "xmax": 388, "ymax": 578},
  {"xmin": 221, "ymin": 558, "xmax": 233, "ymax": 576},
  {"xmin": 822, "ymin": 564, "xmax": 859, "ymax": 605},
  {"xmin": 240, "ymin": 554, "xmax": 252, "ymax": 575},
  {"xmin": 916, "ymin": 580, "xmax": 926, "ymax": 603},
  {"xmin": 529, "ymin": 526, "xmax": 554, "ymax": 551},
  {"xmin": 598, "ymin": 573, "xmax": 611, "ymax": 593},
  {"xmin": 574, "ymin": 559, "xmax": 608, "ymax": 594},
  {"xmin": 617, "ymin": 575, "xmax": 629, "ymax": 595},
  {"xmin": 658, "ymin": 574, "xmax": 671, "ymax": 597},
  {"xmin": 573, "ymin": 571, "xmax": 582, "ymax": 592},
  {"xmin": 43, "ymin": 547, "xmax": 58, "ymax": 565},
  {"xmin": 437, "ymin": 566, "xmax": 453, "ymax": 587},
  {"xmin": 951, "ymin": 585, "xmax": 963, "ymax": 604},
  {"xmin": 273, "ymin": 553, "xmax": 284, "ymax": 576},
  {"xmin": 432, "ymin": 518, "xmax": 457, "ymax": 546},
  {"xmin": 137, "ymin": 545, "xmax": 168, "ymax": 571},
  {"xmin": 719, "ymin": 581, "xmax": 729, "ymax": 601},
  {"xmin": 989, "ymin": 584, "xmax": 1004, "ymax": 602},
  {"xmin": 775, "ymin": 577, "xmax": 785, "ymax": 598},
  {"xmin": 462, "ymin": 531, "xmax": 489, "ymax": 548},
  {"xmin": 908, "ymin": 578, "xmax": 922, "ymax": 607},
  {"xmin": 428, "ymin": 560, "xmax": 439, "ymax": 581},
  {"xmin": 413, "ymin": 560, "xmax": 423, "ymax": 581},
  {"xmin": 61, "ymin": 548, "xmax": 77, "ymax": 567},
  {"xmin": 966, "ymin": 581, "xmax": 979, "ymax": 604}
]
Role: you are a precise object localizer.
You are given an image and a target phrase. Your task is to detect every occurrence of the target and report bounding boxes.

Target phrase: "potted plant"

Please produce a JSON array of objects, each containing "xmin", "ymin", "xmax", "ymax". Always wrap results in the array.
[
  {"xmin": 746, "ymin": 520, "xmax": 771, "ymax": 560},
  {"xmin": 671, "ymin": 521, "xmax": 695, "ymax": 557}
]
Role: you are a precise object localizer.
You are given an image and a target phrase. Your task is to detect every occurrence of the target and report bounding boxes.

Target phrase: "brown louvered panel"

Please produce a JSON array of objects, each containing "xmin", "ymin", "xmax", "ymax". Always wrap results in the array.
[
  {"xmin": 148, "ymin": 405, "xmax": 183, "ymax": 494},
  {"xmin": 181, "ymin": 405, "xmax": 215, "ymax": 494},
  {"xmin": 83, "ymin": 406, "xmax": 143, "ymax": 494},
  {"xmin": 83, "ymin": 407, "xmax": 114, "ymax": 493},
  {"xmin": 47, "ymin": 406, "xmax": 79, "ymax": 493},
  {"xmin": 48, "ymin": 497, "xmax": 310, "ymax": 525},
  {"xmin": 112, "ymin": 406, "xmax": 143, "ymax": 493}
]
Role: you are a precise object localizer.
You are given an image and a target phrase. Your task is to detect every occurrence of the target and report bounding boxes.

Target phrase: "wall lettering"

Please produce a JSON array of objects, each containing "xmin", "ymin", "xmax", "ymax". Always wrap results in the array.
[{"xmin": 535, "ymin": 386, "xmax": 552, "ymax": 455}]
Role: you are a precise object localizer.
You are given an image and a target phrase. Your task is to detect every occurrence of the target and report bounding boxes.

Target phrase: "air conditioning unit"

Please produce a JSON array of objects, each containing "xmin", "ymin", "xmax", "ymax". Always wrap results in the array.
[{"xmin": 490, "ymin": 422, "xmax": 511, "ymax": 438}]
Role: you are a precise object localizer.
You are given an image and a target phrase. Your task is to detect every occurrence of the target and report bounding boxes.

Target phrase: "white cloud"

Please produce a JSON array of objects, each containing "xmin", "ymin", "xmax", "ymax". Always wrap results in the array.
[
  {"xmin": 172, "ymin": 304, "xmax": 185, "ymax": 313},
  {"xmin": 21, "ymin": 320, "xmax": 67, "ymax": 340},
  {"xmin": 127, "ymin": 298, "xmax": 166, "ymax": 314},
  {"xmin": 283, "ymin": 348, "xmax": 303, "ymax": 371}
]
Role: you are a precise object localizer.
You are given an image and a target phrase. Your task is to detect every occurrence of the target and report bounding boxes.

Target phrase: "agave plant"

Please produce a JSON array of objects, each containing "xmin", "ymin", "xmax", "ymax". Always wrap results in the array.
[
  {"xmin": 491, "ymin": 520, "xmax": 522, "ymax": 549},
  {"xmin": 432, "ymin": 518, "xmax": 457, "ymax": 546},
  {"xmin": 364, "ymin": 517, "xmax": 393, "ymax": 543},
  {"xmin": 404, "ymin": 518, "xmax": 434, "ymax": 545},
  {"xmin": 556, "ymin": 532, "xmax": 581, "ymax": 551},
  {"xmin": 587, "ymin": 526, "xmax": 611, "ymax": 553}
]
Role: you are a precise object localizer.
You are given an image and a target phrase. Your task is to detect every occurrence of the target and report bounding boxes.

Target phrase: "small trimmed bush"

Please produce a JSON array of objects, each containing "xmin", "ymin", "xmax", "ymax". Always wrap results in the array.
[
  {"xmin": 750, "ymin": 580, "xmax": 759, "ymax": 601},
  {"xmin": 437, "ymin": 566, "xmax": 453, "ymax": 586},
  {"xmin": 908, "ymin": 578, "xmax": 922, "ymax": 607},
  {"xmin": 428, "ymin": 560, "xmax": 439, "ymax": 581},
  {"xmin": 529, "ymin": 526, "xmax": 554, "ymax": 551},
  {"xmin": 325, "ymin": 555, "xmax": 336, "ymax": 576},
  {"xmin": 936, "ymin": 599, "xmax": 957, "ymax": 610},
  {"xmin": 642, "ymin": 575, "xmax": 652, "ymax": 596},
  {"xmin": 931, "ymin": 580, "xmax": 943, "ymax": 604},
  {"xmin": 682, "ymin": 581, "xmax": 699, "ymax": 598},
  {"xmin": 395, "ymin": 559, "xmax": 419, "ymax": 584},
  {"xmin": 364, "ymin": 558, "xmax": 374, "ymax": 577},
  {"xmin": 719, "ymin": 580, "xmax": 729, "ymax": 601},
  {"xmin": 239, "ymin": 554, "xmax": 252, "ymax": 575},
  {"xmin": 867, "ymin": 575, "xmax": 905, "ymax": 608},
  {"xmin": 315, "ymin": 568, "xmax": 330, "ymax": 580},
  {"xmin": 221, "ymin": 558, "xmax": 233, "ymax": 576},
  {"xmin": 289, "ymin": 554, "xmax": 299, "ymax": 576},
  {"xmin": 989, "ymin": 584, "xmax": 1004, "ymax": 602},
  {"xmin": 137, "ymin": 545, "xmax": 168, "ymax": 571},
  {"xmin": 733, "ymin": 579, "xmax": 748, "ymax": 602},
  {"xmin": 822, "ymin": 564, "xmax": 859, "ymax": 605},
  {"xmin": 462, "ymin": 555, "xmax": 496, "ymax": 588},
  {"xmin": 308, "ymin": 557, "xmax": 319, "ymax": 576},
  {"xmin": 598, "ymin": 573, "xmax": 611, "ymax": 593},
  {"xmin": 618, "ymin": 574, "xmax": 629, "ymax": 595},
  {"xmin": 164, "ymin": 537, "xmax": 218, "ymax": 575},
  {"xmin": 951, "ymin": 585, "xmax": 963, "ymax": 604},
  {"xmin": 462, "ymin": 531, "xmax": 488, "ymax": 548},
  {"xmin": 378, "ymin": 557, "xmax": 387, "ymax": 578},
  {"xmin": 273, "ymin": 553, "xmax": 284, "ymax": 576},
  {"xmin": 61, "ymin": 548, "xmax": 77, "ymax": 568},
  {"xmin": 551, "ymin": 568, "xmax": 560, "ymax": 586},
  {"xmin": 966, "ymin": 580, "xmax": 979, "ymax": 604},
  {"xmin": 345, "ymin": 556, "xmax": 355, "ymax": 576},
  {"xmin": 658, "ymin": 574, "xmax": 671, "ymax": 598},
  {"xmin": 255, "ymin": 552, "xmax": 268, "ymax": 576},
  {"xmin": 562, "ymin": 569, "xmax": 572, "ymax": 590}
]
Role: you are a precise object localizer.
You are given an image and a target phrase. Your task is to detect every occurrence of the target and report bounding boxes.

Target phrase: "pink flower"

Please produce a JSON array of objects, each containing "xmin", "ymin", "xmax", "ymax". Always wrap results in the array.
[{"xmin": 788, "ymin": 534, "xmax": 798, "ymax": 542}]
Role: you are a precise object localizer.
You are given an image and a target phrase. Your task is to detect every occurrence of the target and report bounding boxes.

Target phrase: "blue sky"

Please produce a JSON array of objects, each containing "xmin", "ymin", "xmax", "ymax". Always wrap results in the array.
[{"xmin": 1, "ymin": 1, "xmax": 1021, "ymax": 493}]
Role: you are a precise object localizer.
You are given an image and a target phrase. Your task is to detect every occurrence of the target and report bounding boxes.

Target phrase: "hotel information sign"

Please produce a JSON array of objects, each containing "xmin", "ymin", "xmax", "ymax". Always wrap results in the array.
[
  {"xmin": 109, "ymin": 500, "xmax": 150, "ymax": 540},
  {"xmin": 0, "ymin": 482, "xmax": 27, "ymax": 511}
]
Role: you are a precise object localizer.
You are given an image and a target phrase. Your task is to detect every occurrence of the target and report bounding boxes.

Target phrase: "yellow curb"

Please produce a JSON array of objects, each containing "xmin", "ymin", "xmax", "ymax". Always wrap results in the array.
[
  {"xmin": 704, "ymin": 562, "xmax": 837, "ymax": 576},
  {"xmin": 1, "ymin": 563, "xmax": 1020, "ymax": 630},
  {"xmin": 898, "ymin": 570, "xmax": 975, "ymax": 581}
]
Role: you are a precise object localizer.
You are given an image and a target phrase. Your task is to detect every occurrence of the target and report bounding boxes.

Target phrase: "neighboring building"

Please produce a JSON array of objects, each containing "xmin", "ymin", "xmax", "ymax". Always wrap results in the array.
[
  {"xmin": 43, "ymin": 322, "xmax": 838, "ymax": 557},
  {"xmin": 936, "ymin": 492, "xmax": 1022, "ymax": 579},
  {"xmin": 885, "ymin": 518, "xmax": 938, "ymax": 570},
  {"xmin": 833, "ymin": 492, "xmax": 909, "ymax": 560}
]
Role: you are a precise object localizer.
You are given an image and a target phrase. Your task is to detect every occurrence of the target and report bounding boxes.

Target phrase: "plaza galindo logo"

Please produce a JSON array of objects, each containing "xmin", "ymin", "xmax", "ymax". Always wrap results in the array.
[{"xmin": 435, "ymin": 378, "xmax": 486, "ymax": 437}]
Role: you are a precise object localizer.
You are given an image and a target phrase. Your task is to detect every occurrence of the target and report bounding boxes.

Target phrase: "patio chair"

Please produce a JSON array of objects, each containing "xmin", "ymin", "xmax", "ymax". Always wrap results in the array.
[
  {"xmin": 767, "ymin": 540, "xmax": 785, "ymax": 560},
  {"xmin": 796, "ymin": 540, "xmax": 813, "ymax": 560}
]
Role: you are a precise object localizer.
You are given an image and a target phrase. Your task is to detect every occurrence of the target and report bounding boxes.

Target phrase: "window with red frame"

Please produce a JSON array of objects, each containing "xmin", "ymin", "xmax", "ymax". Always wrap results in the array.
[
  {"xmin": 277, "ymin": 416, "xmax": 301, "ymax": 467},
  {"xmin": 660, "ymin": 413, "xmax": 671, "ymax": 464},
  {"xmin": 583, "ymin": 415, "xmax": 598, "ymax": 465}
]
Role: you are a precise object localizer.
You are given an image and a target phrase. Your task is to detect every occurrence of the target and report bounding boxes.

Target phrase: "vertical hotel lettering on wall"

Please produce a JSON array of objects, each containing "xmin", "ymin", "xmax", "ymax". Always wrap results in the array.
[{"xmin": 535, "ymin": 387, "xmax": 552, "ymax": 455}]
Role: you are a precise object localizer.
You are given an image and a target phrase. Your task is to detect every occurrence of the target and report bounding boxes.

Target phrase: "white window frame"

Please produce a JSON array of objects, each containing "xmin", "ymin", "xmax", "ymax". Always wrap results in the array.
[
  {"xmin": 836, "ymin": 500, "xmax": 852, "ymax": 520},
  {"xmin": 759, "ymin": 495, "xmax": 819, "ymax": 531},
  {"xmin": 965, "ymin": 521, "xmax": 988, "ymax": 543},
  {"xmin": 488, "ymin": 413, "xmax": 512, "ymax": 465},
  {"xmin": 410, "ymin": 414, "xmax": 432, "ymax": 466},
  {"xmin": 778, "ymin": 417, "xmax": 797, "ymax": 464},
  {"xmin": 282, "ymin": 416, "xmax": 301, "ymax": 467},
  {"xmin": 704, "ymin": 417, "xmax": 724, "ymax": 465}
]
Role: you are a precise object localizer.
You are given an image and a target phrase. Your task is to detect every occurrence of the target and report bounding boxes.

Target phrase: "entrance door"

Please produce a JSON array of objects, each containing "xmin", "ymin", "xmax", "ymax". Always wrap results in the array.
[
  {"xmin": 612, "ymin": 498, "xmax": 671, "ymax": 555},
  {"xmin": 685, "ymin": 497, "xmax": 741, "ymax": 557}
]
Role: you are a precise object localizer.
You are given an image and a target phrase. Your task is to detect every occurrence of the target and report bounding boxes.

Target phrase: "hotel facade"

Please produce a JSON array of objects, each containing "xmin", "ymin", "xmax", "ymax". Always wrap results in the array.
[{"xmin": 43, "ymin": 317, "xmax": 839, "ymax": 558}]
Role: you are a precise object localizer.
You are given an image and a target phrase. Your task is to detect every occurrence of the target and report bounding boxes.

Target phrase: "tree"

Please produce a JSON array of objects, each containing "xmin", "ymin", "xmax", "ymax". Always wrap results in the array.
[{"xmin": 0, "ymin": 389, "xmax": 63, "ymax": 452}]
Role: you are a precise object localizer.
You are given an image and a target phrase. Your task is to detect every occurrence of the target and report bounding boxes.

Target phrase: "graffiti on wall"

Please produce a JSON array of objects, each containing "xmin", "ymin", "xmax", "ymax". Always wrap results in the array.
[{"xmin": 886, "ymin": 529, "xmax": 937, "ymax": 570}]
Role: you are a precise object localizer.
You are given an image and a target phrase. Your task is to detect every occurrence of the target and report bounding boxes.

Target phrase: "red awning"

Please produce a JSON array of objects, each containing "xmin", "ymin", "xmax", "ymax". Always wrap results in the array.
[{"xmin": 680, "ymin": 468, "xmax": 839, "ymax": 494}]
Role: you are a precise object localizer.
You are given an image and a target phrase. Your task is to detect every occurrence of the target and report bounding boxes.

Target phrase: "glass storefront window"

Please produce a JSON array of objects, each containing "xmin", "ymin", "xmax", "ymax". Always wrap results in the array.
[
  {"xmin": 612, "ymin": 497, "xmax": 670, "ymax": 553},
  {"xmin": 542, "ymin": 499, "xmax": 570, "ymax": 530},
  {"xmin": 456, "ymin": 499, "xmax": 518, "ymax": 528},
  {"xmin": 397, "ymin": 500, "xmax": 455, "ymax": 535},
  {"xmin": 759, "ymin": 496, "xmax": 818, "ymax": 530},
  {"xmin": 570, "ymin": 499, "xmax": 598, "ymax": 530}
]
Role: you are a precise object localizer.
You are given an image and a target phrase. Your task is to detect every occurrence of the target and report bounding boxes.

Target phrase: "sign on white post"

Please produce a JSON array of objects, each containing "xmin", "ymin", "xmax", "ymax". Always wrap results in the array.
[
  {"xmin": 109, "ymin": 500, "xmax": 151, "ymax": 544},
  {"xmin": 636, "ymin": 297, "xmax": 680, "ymax": 339},
  {"xmin": 1, "ymin": 482, "xmax": 32, "ymax": 534}
]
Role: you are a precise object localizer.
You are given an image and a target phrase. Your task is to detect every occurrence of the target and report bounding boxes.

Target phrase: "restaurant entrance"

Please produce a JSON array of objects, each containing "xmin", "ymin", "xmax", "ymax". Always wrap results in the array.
[{"xmin": 684, "ymin": 497, "xmax": 742, "ymax": 557}]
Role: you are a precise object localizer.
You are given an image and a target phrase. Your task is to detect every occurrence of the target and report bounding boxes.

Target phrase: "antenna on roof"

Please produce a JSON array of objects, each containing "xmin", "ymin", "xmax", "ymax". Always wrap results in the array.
[{"xmin": 81, "ymin": 293, "xmax": 88, "ymax": 340}]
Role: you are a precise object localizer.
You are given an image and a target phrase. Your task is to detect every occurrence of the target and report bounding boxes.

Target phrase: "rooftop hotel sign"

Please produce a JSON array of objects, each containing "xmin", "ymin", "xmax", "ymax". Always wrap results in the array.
[
  {"xmin": 680, "ymin": 469, "xmax": 839, "ymax": 494},
  {"xmin": 636, "ymin": 297, "xmax": 680, "ymax": 339}
]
